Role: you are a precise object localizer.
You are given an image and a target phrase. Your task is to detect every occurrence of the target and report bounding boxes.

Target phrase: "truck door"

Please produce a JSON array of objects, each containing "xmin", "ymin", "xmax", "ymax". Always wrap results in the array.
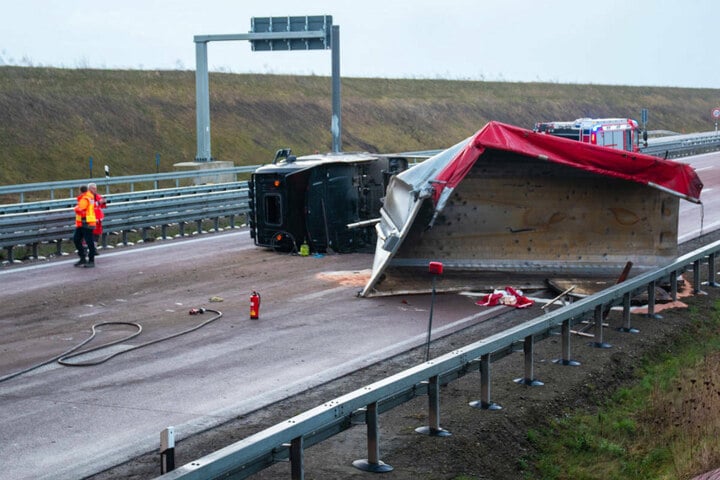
[{"xmin": 305, "ymin": 164, "xmax": 359, "ymax": 252}]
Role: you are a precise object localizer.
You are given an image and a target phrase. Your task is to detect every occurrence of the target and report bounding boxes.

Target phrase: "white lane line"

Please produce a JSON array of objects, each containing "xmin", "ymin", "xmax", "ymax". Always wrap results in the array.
[{"xmin": 0, "ymin": 230, "xmax": 250, "ymax": 276}]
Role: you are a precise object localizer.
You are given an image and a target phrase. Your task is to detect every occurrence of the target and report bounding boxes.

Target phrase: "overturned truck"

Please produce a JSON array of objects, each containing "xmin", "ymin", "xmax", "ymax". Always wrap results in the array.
[
  {"xmin": 360, "ymin": 121, "xmax": 703, "ymax": 297},
  {"xmin": 249, "ymin": 149, "xmax": 409, "ymax": 253}
]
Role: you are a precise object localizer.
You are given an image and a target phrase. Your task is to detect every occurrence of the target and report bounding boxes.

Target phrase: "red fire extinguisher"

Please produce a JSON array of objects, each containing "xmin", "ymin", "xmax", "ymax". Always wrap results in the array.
[{"xmin": 250, "ymin": 291, "xmax": 261, "ymax": 320}]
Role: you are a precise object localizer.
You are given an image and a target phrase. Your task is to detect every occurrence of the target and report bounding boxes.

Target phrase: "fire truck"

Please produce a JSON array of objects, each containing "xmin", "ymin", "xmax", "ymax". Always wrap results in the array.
[
  {"xmin": 534, "ymin": 118, "xmax": 643, "ymax": 152},
  {"xmin": 248, "ymin": 148, "xmax": 409, "ymax": 253}
]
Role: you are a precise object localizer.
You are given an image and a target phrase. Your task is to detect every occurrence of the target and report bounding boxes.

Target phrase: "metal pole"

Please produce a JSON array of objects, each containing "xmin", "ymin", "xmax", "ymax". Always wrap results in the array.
[
  {"xmin": 352, "ymin": 401, "xmax": 393, "ymax": 472},
  {"xmin": 160, "ymin": 426, "xmax": 175, "ymax": 474},
  {"xmin": 289, "ymin": 436, "xmax": 304, "ymax": 480},
  {"xmin": 469, "ymin": 353, "xmax": 502, "ymax": 410},
  {"xmin": 425, "ymin": 275, "xmax": 436, "ymax": 362},
  {"xmin": 331, "ymin": 25, "xmax": 341, "ymax": 153},
  {"xmin": 195, "ymin": 41, "xmax": 211, "ymax": 162},
  {"xmin": 415, "ymin": 375, "xmax": 451, "ymax": 436},
  {"xmin": 709, "ymin": 253, "xmax": 719, "ymax": 287}
]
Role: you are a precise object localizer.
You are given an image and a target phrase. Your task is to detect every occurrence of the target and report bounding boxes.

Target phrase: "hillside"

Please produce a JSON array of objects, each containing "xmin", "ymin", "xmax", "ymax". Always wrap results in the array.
[{"xmin": 1, "ymin": 66, "xmax": 718, "ymax": 185}]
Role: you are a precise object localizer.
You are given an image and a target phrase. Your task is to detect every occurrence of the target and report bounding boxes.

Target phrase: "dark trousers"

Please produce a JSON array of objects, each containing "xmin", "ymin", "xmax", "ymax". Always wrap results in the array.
[{"xmin": 73, "ymin": 226, "xmax": 97, "ymax": 261}]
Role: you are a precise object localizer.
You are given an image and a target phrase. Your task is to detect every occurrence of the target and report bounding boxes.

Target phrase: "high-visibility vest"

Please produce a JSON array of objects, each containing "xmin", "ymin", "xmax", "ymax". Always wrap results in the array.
[{"xmin": 75, "ymin": 191, "xmax": 97, "ymax": 227}]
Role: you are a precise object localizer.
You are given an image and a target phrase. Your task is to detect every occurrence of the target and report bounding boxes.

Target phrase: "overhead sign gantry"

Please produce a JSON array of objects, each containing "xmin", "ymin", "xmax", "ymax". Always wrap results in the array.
[{"xmin": 193, "ymin": 15, "xmax": 340, "ymax": 162}]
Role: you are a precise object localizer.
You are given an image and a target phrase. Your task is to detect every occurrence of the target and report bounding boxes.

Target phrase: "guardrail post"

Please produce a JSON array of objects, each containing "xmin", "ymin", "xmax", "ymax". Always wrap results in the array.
[
  {"xmin": 553, "ymin": 319, "xmax": 582, "ymax": 365},
  {"xmin": 618, "ymin": 292, "xmax": 639, "ymax": 333},
  {"xmin": 646, "ymin": 281, "xmax": 662, "ymax": 319},
  {"xmin": 708, "ymin": 253, "xmax": 719, "ymax": 287},
  {"xmin": 469, "ymin": 353, "xmax": 502, "ymax": 410},
  {"xmin": 4, "ymin": 246, "xmax": 14, "ymax": 263},
  {"xmin": 289, "ymin": 436, "xmax": 304, "ymax": 479},
  {"xmin": 352, "ymin": 401, "xmax": 393, "ymax": 472},
  {"xmin": 514, "ymin": 335, "xmax": 544, "ymax": 386},
  {"xmin": 670, "ymin": 271, "xmax": 679, "ymax": 301},
  {"xmin": 591, "ymin": 304, "xmax": 612, "ymax": 348},
  {"xmin": 159, "ymin": 426, "xmax": 175, "ymax": 474},
  {"xmin": 693, "ymin": 259, "xmax": 705, "ymax": 295},
  {"xmin": 415, "ymin": 375, "xmax": 451, "ymax": 436}
]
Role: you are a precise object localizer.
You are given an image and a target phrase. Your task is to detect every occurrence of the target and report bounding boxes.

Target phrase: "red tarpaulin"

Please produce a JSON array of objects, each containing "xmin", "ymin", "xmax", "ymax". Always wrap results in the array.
[{"xmin": 432, "ymin": 121, "xmax": 704, "ymax": 205}]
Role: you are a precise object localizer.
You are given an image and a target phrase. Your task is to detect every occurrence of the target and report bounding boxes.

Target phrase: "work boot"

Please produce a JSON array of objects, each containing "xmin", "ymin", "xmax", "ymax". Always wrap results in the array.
[
  {"xmin": 74, "ymin": 258, "xmax": 87, "ymax": 267},
  {"xmin": 84, "ymin": 262, "xmax": 95, "ymax": 268}
]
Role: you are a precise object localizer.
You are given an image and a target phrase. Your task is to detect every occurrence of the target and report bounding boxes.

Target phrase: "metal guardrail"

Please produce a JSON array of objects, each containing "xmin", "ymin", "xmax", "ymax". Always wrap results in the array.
[
  {"xmin": 641, "ymin": 130, "xmax": 720, "ymax": 158},
  {"xmin": 0, "ymin": 182, "xmax": 249, "ymax": 214},
  {"xmin": 157, "ymin": 239, "xmax": 720, "ymax": 479},
  {"xmin": 0, "ymin": 166, "xmax": 257, "ymax": 203},
  {"xmin": 0, "ymin": 189, "xmax": 250, "ymax": 261}
]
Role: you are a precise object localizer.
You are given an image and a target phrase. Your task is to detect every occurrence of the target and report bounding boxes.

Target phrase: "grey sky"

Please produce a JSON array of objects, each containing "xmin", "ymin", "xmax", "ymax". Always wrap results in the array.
[{"xmin": 1, "ymin": 0, "xmax": 718, "ymax": 88}]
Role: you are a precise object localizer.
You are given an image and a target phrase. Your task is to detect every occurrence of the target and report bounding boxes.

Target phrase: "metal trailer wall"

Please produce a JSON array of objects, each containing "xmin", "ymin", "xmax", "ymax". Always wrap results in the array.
[{"xmin": 374, "ymin": 150, "xmax": 679, "ymax": 295}]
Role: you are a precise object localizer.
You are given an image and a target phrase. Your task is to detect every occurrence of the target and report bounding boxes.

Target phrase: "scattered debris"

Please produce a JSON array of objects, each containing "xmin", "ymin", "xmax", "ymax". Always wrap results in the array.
[
  {"xmin": 316, "ymin": 270, "xmax": 371, "ymax": 287},
  {"xmin": 476, "ymin": 287, "xmax": 533, "ymax": 309}
]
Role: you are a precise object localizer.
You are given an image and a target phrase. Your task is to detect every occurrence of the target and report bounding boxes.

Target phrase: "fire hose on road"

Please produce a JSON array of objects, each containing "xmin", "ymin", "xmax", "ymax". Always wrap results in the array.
[{"xmin": 0, "ymin": 308, "xmax": 223, "ymax": 384}]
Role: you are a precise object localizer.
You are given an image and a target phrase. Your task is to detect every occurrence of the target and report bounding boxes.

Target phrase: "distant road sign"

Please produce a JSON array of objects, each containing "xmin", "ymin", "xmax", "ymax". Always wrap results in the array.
[
  {"xmin": 712, "ymin": 107, "xmax": 720, "ymax": 119},
  {"xmin": 250, "ymin": 15, "xmax": 332, "ymax": 51}
]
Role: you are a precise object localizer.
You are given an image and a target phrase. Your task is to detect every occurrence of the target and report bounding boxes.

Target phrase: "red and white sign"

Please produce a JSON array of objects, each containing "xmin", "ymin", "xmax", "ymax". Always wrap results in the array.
[{"xmin": 712, "ymin": 107, "xmax": 720, "ymax": 119}]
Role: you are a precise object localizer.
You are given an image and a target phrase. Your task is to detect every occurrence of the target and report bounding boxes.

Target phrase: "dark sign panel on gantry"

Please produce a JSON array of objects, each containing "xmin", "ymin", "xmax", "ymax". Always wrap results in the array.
[{"xmin": 250, "ymin": 15, "xmax": 332, "ymax": 51}]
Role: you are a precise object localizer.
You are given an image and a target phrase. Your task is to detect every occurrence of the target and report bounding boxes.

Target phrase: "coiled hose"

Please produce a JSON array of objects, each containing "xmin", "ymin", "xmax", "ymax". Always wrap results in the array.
[{"xmin": 0, "ymin": 308, "xmax": 222, "ymax": 384}]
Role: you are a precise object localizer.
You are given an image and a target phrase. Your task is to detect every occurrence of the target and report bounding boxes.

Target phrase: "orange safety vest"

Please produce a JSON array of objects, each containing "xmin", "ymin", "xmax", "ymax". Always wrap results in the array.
[{"xmin": 75, "ymin": 191, "xmax": 97, "ymax": 227}]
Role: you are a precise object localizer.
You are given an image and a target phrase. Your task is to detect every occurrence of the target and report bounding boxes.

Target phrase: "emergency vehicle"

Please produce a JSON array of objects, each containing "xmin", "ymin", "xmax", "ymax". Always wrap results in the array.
[
  {"xmin": 248, "ymin": 148, "xmax": 409, "ymax": 253},
  {"xmin": 534, "ymin": 118, "xmax": 642, "ymax": 152}
]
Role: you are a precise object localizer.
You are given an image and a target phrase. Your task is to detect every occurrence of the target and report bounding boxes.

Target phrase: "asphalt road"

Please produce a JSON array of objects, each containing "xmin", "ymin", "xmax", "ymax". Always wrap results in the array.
[
  {"xmin": 1, "ymin": 150, "xmax": 718, "ymax": 480},
  {"xmin": 0, "ymin": 232, "xmax": 514, "ymax": 480},
  {"xmin": 678, "ymin": 151, "xmax": 720, "ymax": 242}
]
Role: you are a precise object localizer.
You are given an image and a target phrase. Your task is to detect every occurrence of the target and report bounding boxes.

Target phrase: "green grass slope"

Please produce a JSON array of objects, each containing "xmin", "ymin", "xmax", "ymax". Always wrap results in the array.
[{"xmin": 1, "ymin": 66, "xmax": 718, "ymax": 185}]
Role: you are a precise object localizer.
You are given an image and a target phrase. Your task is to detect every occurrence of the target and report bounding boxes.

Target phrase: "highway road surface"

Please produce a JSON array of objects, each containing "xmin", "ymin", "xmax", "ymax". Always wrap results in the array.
[
  {"xmin": 0, "ymin": 150, "xmax": 718, "ymax": 480},
  {"xmin": 0, "ymin": 233, "xmax": 517, "ymax": 480}
]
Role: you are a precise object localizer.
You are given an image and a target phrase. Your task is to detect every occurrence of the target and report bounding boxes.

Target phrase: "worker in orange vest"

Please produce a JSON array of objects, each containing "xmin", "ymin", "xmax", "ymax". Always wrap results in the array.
[{"xmin": 73, "ymin": 183, "xmax": 97, "ymax": 268}]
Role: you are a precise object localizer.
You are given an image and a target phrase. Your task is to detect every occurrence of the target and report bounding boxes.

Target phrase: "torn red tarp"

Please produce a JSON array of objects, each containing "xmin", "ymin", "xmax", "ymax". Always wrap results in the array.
[
  {"xmin": 433, "ymin": 121, "xmax": 703, "ymax": 205},
  {"xmin": 476, "ymin": 287, "xmax": 534, "ymax": 309}
]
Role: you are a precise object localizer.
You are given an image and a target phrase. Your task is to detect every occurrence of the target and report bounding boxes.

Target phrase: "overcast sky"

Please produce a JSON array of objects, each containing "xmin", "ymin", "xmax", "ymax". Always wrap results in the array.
[{"xmin": 1, "ymin": 0, "xmax": 718, "ymax": 88}]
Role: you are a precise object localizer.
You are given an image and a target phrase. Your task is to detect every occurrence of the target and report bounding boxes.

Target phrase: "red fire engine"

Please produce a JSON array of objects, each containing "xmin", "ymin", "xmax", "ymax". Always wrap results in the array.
[{"xmin": 534, "ymin": 118, "xmax": 642, "ymax": 152}]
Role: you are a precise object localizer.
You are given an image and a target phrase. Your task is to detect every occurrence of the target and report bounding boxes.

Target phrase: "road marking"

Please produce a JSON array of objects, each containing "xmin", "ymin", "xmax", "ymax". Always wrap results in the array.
[{"xmin": 0, "ymin": 230, "xmax": 250, "ymax": 276}]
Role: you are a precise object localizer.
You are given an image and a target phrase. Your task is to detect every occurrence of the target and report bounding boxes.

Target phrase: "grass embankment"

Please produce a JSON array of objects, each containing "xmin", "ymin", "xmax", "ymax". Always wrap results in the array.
[
  {"xmin": 1, "ymin": 66, "xmax": 719, "ymax": 185},
  {"xmin": 529, "ymin": 298, "xmax": 720, "ymax": 480}
]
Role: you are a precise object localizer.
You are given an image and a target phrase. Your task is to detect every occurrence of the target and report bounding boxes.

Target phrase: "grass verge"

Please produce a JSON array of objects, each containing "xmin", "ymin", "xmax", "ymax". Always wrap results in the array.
[{"xmin": 527, "ymin": 298, "xmax": 720, "ymax": 480}]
